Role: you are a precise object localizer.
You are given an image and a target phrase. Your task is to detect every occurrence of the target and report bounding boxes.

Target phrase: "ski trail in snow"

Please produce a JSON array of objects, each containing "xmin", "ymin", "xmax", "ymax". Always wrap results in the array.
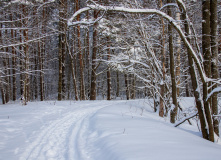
[{"xmin": 19, "ymin": 103, "xmax": 109, "ymax": 160}]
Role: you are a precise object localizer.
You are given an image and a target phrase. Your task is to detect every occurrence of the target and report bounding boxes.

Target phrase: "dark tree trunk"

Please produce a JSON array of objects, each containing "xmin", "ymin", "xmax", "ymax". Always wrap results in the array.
[
  {"xmin": 124, "ymin": 74, "xmax": 130, "ymax": 100},
  {"xmin": 168, "ymin": 0, "xmax": 178, "ymax": 123},
  {"xmin": 116, "ymin": 71, "xmax": 120, "ymax": 97},
  {"xmin": 22, "ymin": 4, "xmax": 29, "ymax": 104},
  {"xmin": 0, "ymin": 81, "xmax": 5, "ymax": 104},
  {"xmin": 70, "ymin": 54, "xmax": 79, "ymax": 101},
  {"xmin": 90, "ymin": 10, "xmax": 98, "ymax": 100},
  {"xmin": 58, "ymin": 0, "xmax": 67, "ymax": 101},
  {"xmin": 76, "ymin": 0, "xmax": 86, "ymax": 100},
  {"xmin": 0, "ymin": 23, "xmax": 5, "ymax": 104},
  {"xmin": 10, "ymin": 13, "xmax": 16, "ymax": 101},
  {"xmin": 19, "ymin": 6, "xmax": 23, "ymax": 99},
  {"xmin": 210, "ymin": 0, "xmax": 219, "ymax": 136},
  {"xmin": 202, "ymin": 0, "xmax": 214, "ymax": 142},
  {"xmin": 176, "ymin": 0, "xmax": 209, "ymax": 140},
  {"xmin": 107, "ymin": 37, "xmax": 111, "ymax": 100},
  {"xmin": 39, "ymin": 0, "xmax": 45, "ymax": 101},
  {"xmin": 159, "ymin": 0, "xmax": 165, "ymax": 117}
]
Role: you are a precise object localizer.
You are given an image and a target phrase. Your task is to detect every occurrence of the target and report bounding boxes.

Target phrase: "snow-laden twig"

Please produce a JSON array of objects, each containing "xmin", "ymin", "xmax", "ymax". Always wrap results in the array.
[
  {"xmin": 37, "ymin": 0, "xmax": 56, "ymax": 12},
  {"xmin": 0, "ymin": 33, "xmax": 57, "ymax": 49},
  {"xmin": 206, "ymin": 87, "xmax": 221, "ymax": 101},
  {"xmin": 160, "ymin": 3, "xmax": 179, "ymax": 11},
  {"xmin": 174, "ymin": 112, "xmax": 198, "ymax": 127}
]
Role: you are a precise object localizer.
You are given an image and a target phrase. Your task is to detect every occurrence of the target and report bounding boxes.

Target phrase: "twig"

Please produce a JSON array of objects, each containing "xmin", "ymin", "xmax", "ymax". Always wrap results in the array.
[{"xmin": 174, "ymin": 112, "xmax": 198, "ymax": 127}]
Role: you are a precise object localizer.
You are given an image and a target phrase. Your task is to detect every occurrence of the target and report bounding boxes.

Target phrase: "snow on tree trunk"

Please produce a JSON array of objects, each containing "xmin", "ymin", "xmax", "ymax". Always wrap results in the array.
[
  {"xmin": 159, "ymin": 0, "xmax": 166, "ymax": 118},
  {"xmin": 58, "ymin": 0, "xmax": 67, "ymax": 101},
  {"xmin": 210, "ymin": 0, "xmax": 219, "ymax": 137},
  {"xmin": 167, "ymin": 0, "xmax": 178, "ymax": 124},
  {"xmin": 202, "ymin": 0, "xmax": 214, "ymax": 142}
]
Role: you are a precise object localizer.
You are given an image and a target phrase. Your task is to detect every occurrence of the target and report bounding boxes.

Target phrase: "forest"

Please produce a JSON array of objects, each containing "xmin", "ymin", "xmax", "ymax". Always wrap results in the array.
[{"xmin": 0, "ymin": 0, "xmax": 221, "ymax": 143}]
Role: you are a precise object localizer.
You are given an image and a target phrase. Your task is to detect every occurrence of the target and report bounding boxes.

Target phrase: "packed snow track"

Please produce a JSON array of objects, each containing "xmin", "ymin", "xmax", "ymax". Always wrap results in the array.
[
  {"xmin": 1, "ymin": 99, "xmax": 221, "ymax": 160},
  {"xmin": 19, "ymin": 105, "xmax": 104, "ymax": 160}
]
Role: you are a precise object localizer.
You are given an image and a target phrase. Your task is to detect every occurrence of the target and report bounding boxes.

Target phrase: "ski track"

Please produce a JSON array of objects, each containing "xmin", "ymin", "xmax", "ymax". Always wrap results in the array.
[{"xmin": 19, "ymin": 102, "xmax": 111, "ymax": 160}]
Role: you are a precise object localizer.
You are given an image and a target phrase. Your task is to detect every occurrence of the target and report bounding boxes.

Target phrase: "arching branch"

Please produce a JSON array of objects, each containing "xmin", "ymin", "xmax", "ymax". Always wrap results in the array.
[{"xmin": 68, "ymin": 3, "xmax": 207, "ymax": 84}]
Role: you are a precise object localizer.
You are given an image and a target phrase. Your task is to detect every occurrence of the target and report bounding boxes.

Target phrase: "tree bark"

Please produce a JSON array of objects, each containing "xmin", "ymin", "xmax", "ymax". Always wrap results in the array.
[
  {"xmin": 58, "ymin": 0, "xmax": 67, "ymax": 101},
  {"xmin": 124, "ymin": 74, "xmax": 130, "ymax": 100},
  {"xmin": 90, "ymin": 10, "xmax": 98, "ymax": 100},
  {"xmin": 70, "ymin": 55, "xmax": 79, "ymax": 101},
  {"xmin": 210, "ymin": 0, "xmax": 219, "ymax": 137},
  {"xmin": 0, "ymin": 79, "xmax": 5, "ymax": 104},
  {"xmin": 10, "ymin": 12, "xmax": 16, "ymax": 101},
  {"xmin": 23, "ymin": 3, "xmax": 29, "ymax": 104},
  {"xmin": 107, "ymin": 37, "xmax": 111, "ymax": 100},
  {"xmin": 175, "ymin": 10, "xmax": 181, "ymax": 97},
  {"xmin": 116, "ymin": 71, "xmax": 120, "ymax": 97},
  {"xmin": 0, "ymin": 23, "xmax": 6, "ymax": 104},
  {"xmin": 159, "ymin": 0, "xmax": 165, "ymax": 117},
  {"xmin": 167, "ymin": 0, "xmax": 178, "ymax": 123},
  {"xmin": 76, "ymin": 0, "xmax": 86, "ymax": 100},
  {"xmin": 176, "ymin": 0, "xmax": 209, "ymax": 140},
  {"xmin": 202, "ymin": 0, "xmax": 214, "ymax": 142},
  {"xmin": 39, "ymin": 0, "xmax": 46, "ymax": 101}
]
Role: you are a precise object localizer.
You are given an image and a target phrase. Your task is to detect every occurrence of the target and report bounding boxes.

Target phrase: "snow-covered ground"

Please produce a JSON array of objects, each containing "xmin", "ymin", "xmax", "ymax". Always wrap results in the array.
[{"xmin": 0, "ymin": 99, "xmax": 221, "ymax": 160}]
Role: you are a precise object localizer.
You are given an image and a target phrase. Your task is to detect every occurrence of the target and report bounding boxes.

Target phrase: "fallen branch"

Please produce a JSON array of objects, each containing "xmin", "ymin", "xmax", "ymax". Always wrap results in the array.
[{"xmin": 174, "ymin": 112, "xmax": 198, "ymax": 127}]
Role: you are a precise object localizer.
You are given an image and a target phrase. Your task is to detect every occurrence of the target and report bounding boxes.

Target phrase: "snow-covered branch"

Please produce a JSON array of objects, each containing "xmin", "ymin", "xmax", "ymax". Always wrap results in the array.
[
  {"xmin": 206, "ymin": 87, "xmax": 221, "ymax": 101},
  {"xmin": 174, "ymin": 112, "xmax": 198, "ymax": 127},
  {"xmin": 68, "ymin": 3, "xmax": 207, "ymax": 84},
  {"xmin": 68, "ymin": 7, "xmax": 91, "ymax": 26},
  {"xmin": 0, "ymin": 33, "xmax": 57, "ymax": 49}
]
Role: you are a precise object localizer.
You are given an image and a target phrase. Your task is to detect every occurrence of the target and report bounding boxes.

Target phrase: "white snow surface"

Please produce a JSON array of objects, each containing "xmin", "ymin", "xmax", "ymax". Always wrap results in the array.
[{"xmin": 1, "ymin": 99, "xmax": 221, "ymax": 160}]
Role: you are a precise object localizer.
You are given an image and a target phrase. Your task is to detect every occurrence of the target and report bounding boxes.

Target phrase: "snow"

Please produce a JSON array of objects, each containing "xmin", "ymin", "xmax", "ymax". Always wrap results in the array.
[
  {"xmin": 207, "ymin": 87, "xmax": 221, "ymax": 101},
  {"xmin": 1, "ymin": 99, "xmax": 221, "ymax": 160}
]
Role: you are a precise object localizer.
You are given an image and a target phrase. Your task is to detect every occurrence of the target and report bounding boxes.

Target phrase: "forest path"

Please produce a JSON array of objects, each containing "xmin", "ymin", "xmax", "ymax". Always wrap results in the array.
[{"xmin": 18, "ymin": 101, "xmax": 111, "ymax": 160}]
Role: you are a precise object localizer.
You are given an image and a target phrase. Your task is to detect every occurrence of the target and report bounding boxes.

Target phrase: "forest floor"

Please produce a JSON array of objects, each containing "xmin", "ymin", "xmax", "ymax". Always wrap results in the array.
[{"xmin": 0, "ymin": 98, "xmax": 221, "ymax": 160}]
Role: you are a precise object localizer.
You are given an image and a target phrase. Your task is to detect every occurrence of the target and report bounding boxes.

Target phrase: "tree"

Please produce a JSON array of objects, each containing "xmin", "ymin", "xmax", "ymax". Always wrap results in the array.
[
  {"xmin": 159, "ymin": 0, "xmax": 166, "ymax": 117},
  {"xmin": 58, "ymin": 0, "xmax": 67, "ymax": 101},
  {"xmin": 90, "ymin": 10, "xmax": 99, "ymax": 100},
  {"xmin": 210, "ymin": 0, "xmax": 219, "ymax": 137},
  {"xmin": 76, "ymin": 0, "xmax": 86, "ymax": 100},
  {"xmin": 167, "ymin": 0, "xmax": 178, "ymax": 124},
  {"xmin": 176, "ymin": 0, "xmax": 209, "ymax": 140},
  {"xmin": 202, "ymin": 0, "xmax": 214, "ymax": 142}
]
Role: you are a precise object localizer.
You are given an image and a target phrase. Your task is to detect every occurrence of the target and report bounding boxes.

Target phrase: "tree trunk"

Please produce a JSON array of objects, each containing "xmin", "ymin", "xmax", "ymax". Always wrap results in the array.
[
  {"xmin": 23, "ymin": 4, "xmax": 29, "ymax": 105},
  {"xmin": 131, "ymin": 75, "xmax": 136, "ymax": 99},
  {"xmin": 168, "ymin": 0, "xmax": 178, "ymax": 123},
  {"xmin": 0, "ymin": 80, "xmax": 5, "ymax": 104},
  {"xmin": 107, "ymin": 37, "xmax": 111, "ymax": 100},
  {"xmin": 76, "ymin": 0, "xmax": 86, "ymax": 100},
  {"xmin": 175, "ymin": 10, "xmax": 181, "ymax": 97},
  {"xmin": 159, "ymin": 0, "xmax": 165, "ymax": 117},
  {"xmin": 210, "ymin": 0, "xmax": 219, "ymax": 137},
  {"xmin": 202, "ymin": 0, "xmax": 214, "ymax": 142},
  {"xmin": 58, "ymin": 0, "xmax": 67, "ymax": 101},
  {"xmin": 39, "ymin": 0, "xmax": 45, "ymax": 101},
  {"xmin": 116, "ymin": 71, "xmax": 120, "ymax": 97},
  {"xmin": 10, "ymin": 13, "xmax": 16, "ymax": 101},
  {"xmin": 177, "ymin": 0, "xmax": 209, "ymax": 140},
  {"xmin": 0, "ymin": 23, "xmax": 6, "ymax": 104},
  {"xmin": 19, "ymin": 6, "xmax": 23, "ymax": 99},
  {"xmin": 124, "ymin": 74, "xmax": 130, "ymax": 100},
  {"xmin": 70, "ymin": 56, "xmax": 79, "ymax": 101},
  {"xmin": 4, "ymin": 26, "xmax": 10, "ymax": 103},
  {"xmin": 90, "ymin": 10, "xmax": 98, "ymax": 100}
]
